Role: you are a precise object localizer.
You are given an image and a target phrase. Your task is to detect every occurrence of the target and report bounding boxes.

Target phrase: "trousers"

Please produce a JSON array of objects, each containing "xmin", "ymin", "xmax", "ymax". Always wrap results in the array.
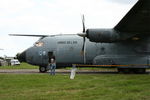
[{"xmin": 50, "ymin": 64, "xmax": 56, "ymax": 75}]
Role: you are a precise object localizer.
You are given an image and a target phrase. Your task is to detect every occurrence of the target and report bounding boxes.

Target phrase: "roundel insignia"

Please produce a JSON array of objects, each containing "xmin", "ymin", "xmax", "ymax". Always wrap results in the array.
[
  {"xmin": 43, "ymin": 51, "xmax": 46, "ymax": 55},
  {"xmin": 39, "ymin": 51, "xmax": 42, "ymax": 56}
]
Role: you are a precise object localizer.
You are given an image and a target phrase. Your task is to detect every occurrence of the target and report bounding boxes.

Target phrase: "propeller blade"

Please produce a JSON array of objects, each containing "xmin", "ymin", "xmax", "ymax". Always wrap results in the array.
[
  {"xmin": 81, "ymin": 37, "xmax": 85, "ymax": 52},
  {"xmin": 81, "ymin": 14, "xmax": 86, "ymax": 52},
  {"xmin": 82, "ymin": 15, "xmax": 85, "ymax": 33},
  {"xmin": 81, "ymin": 37, "xmax": 85, "ymax": 56},
  {"xmin": 81, "ymin": 37, "xmax": 86, "ymax": 64},
  {"xmin": 80, "ymin": 15, "xmax": 87, "ymax": 63},
  {"xmin": 78, "ymin": 15, "xmax": 86, "ymax": 37}
]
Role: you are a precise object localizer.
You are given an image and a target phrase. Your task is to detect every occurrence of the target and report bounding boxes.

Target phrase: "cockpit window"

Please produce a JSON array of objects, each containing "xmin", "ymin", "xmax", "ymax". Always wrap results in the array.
[{"xmin": 34, "ymin": 41, "xmax": 44, "ymax": 47}]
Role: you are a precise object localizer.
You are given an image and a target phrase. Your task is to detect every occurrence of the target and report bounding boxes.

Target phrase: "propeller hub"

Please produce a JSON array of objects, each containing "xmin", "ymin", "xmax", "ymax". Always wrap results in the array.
[{"xmin": 77, "ymin": 33, "xmax": 86, "ymax": 37}]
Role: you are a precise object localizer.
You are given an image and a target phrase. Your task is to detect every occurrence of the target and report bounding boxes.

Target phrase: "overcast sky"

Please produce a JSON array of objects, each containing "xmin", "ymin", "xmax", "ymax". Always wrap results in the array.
[{"xmin": 0, "ymin": 0, "xmax": 138, "ymax": 57}]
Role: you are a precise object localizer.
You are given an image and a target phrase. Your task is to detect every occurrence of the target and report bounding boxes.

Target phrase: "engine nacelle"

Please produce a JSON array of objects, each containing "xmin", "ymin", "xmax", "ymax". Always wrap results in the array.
[{"xmin": 86, "ymin": 29, "xmax": 120, "ymax": 43}]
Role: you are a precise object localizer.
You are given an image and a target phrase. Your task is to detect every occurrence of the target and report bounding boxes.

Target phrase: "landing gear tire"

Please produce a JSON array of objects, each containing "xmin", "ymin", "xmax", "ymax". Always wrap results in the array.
[
  {"xmin": 118, "ymin": 68, "xmax": 146, "ymax": 74},
  {"xmin": 118, "ymin": 68, "xmax": 132, "ymax": 74},
  {"xmin": 39, "ymin": 66, "xmax": 47, "ymax": 73},
  {"xmin": 118, "ymin": 68, "xmax": 123, "ymax": 73},
  {"xmin": 134, "ymin": 68, "xmax": 146, "ymax": 74}
]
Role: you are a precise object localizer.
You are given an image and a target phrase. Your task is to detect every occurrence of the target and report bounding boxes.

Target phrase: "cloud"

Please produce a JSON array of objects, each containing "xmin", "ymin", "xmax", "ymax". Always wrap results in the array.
[
  {"xmin": 0, "ymin": 0, "xmax": 35, "ymax": 16},
  {"xmin": 41, "ymin": 0, "xmax": 135, "ymax": 28},
  {"xmin": 106, "ymin": 0, "xmax": 138, "ymax": 4}
]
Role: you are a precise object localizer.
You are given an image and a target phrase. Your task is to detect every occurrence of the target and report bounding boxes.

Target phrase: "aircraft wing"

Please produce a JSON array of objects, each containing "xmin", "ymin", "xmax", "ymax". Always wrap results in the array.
[
  {"xmin": 9, "ymin": 34, "xmax": 76, "ymax": 37},
  {"xmin": 114, "ymin": 0, "xmax": 150, "ymax": 34},
  {"xmin": 9, "ymin": 34, "xmax": 50, "ymax": 37}
]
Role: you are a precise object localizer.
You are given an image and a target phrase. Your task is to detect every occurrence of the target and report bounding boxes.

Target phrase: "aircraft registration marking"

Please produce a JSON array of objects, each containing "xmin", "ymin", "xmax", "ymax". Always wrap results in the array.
[{"xmin": 57, "ymin": 41, "xmax": 77, "ymax": 44}]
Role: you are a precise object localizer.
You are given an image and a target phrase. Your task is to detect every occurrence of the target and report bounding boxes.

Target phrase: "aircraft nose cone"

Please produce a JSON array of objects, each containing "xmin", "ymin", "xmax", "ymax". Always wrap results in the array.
[{"xmin": 17, "ymin": 51, "xmax": 26, "ymax": 62}]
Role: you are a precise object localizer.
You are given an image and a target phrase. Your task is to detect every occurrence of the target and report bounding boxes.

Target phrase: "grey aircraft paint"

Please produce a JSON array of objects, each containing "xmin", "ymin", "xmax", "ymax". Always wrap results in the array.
[{"xmin": 20, "ymin": 34, "xmax": 150, "ymax": 69}]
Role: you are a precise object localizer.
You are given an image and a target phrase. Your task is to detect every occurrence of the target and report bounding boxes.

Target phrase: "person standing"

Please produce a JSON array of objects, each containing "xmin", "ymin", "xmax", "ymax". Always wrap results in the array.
[{"xmin": 49, "ymin": 56, "xmax": 56, "ymax": 75}]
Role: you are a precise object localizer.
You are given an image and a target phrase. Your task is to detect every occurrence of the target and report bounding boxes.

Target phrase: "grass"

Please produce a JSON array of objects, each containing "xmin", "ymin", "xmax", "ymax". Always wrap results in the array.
[
  {"xmin": 0, "ymin": 74, "xmax": 150, "ymax": 100},
  {"xmin": 0, "ymin": 63, "xmax": 38, "ymax": 69}
]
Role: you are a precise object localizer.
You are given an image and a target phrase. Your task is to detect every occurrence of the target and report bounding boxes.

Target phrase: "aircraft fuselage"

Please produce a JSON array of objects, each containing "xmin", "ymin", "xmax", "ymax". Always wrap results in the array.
[{"xmin": 19, "ymin": 34, "xmax": 150, "ymax": 70}]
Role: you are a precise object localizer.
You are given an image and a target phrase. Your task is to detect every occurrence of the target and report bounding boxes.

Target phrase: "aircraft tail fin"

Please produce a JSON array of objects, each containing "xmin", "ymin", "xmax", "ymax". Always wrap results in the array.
[{"xmin": 114, "ymin": 0, "xmax": 150, "ymax": 34}]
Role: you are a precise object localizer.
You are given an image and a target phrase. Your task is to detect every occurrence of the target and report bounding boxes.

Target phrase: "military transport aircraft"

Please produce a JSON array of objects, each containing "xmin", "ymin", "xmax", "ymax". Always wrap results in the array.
[{"xmin": 10, "ymin": 0, "xmax": 150, "ymax": 73}]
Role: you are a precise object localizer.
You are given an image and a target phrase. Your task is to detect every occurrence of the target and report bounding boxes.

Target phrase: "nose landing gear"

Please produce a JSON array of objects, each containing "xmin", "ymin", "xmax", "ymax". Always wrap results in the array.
[{"xmin": 39, "ymin": 66, "xmax": 48, "ymax": 73}]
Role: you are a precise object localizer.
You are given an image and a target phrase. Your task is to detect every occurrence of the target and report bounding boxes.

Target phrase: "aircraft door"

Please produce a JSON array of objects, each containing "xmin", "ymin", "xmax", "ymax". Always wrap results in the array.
[
  {"xmin": 48, "ymin": 52, "xmax": 53, "ymax": 58},
  {"xmin": 48, "ymin": 51, "xmax": 56, "ymax": 61},
  {"xmin": 48, "ymin": 51, "xmax": 53, "ymax": 61},
  {"xmin": 38, "ymin": 50, "xmax": 47, "ymax": 65}
]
